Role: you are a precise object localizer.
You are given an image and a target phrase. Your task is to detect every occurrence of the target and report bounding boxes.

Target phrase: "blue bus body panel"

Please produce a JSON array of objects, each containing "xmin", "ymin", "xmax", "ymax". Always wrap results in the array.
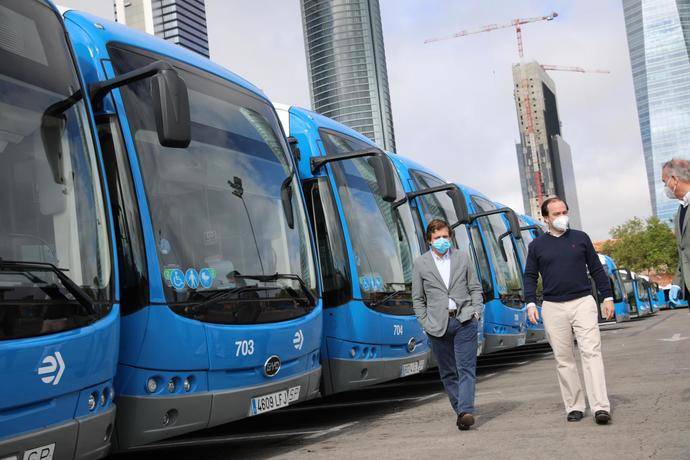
[
  {"xmin": 0, "ymin": 2, "xmax": 120, "ymax": 448},
  {"xmin": 599, "ymin": 255, "xmax": 631, "ymax": 322},
  {"xmin": 64, "ymin": 11, "xmax": 323, "ymax": 446},
  {"xmin": 0, "ymin": 307, "xmax": 119, "ymax": 438},
  {"xmin": 286, "ymin": 106, "xmax": 429, "ymax": 390}
]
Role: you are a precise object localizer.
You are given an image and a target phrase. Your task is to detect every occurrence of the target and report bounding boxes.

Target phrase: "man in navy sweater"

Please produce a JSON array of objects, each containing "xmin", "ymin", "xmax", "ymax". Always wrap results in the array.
[{"xmin": 524, "ymin": 197, "xmax": 614, "ymax": 425}]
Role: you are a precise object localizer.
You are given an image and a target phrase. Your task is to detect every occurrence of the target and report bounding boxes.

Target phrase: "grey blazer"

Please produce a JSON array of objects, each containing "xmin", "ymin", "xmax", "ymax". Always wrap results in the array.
[
  {"xmin": 673, "ymin": 205, "xmax": 690, "ymax": 292},
  {"xmin": 412, "ymin": 249, "xmax": 484, "ymax": 338}
]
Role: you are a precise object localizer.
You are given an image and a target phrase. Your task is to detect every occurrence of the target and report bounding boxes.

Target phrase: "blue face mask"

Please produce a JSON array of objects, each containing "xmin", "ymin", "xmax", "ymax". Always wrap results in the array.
[{"xmin": 431, "ymin": 237, "xmax": 451, "ymax": 254}]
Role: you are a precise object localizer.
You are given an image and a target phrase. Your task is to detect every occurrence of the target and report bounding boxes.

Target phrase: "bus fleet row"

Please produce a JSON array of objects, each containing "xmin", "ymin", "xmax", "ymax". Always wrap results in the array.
[{"xmin": 0, "ymin": 2, "xmax": 671, "ymax": 459}]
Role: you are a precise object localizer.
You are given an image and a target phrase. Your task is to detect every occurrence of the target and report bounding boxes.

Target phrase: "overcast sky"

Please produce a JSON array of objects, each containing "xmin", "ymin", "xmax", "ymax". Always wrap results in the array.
[{"xmin": 59, "ymin": 0, "xmax": 650, "ymax": 240}]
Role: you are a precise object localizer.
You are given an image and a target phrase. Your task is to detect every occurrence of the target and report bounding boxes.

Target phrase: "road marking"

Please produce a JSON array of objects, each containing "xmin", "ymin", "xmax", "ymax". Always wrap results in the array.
[
  {"xmin": 659, "ymin": 333, "xmax": 689, "ymax": 342},
  {"xmin": 303, "ymin": 422, "xmax": 358, "ymax": 439},
  {"xmin": 416, "ymin": 392, "xmax": 444, "ymax": 402},
  {"xmin": 479, "ymin": 372, "xmax": 497, "ymax": 379}
]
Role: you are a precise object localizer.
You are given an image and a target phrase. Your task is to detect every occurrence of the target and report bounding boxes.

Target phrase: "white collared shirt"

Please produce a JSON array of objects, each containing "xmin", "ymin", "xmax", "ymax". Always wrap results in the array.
[
  {"xmin": 431, "ymin": 249, "xmax": 457, "ymax": 311},
  {"xmin": 682, "ymin": 191, "xmax": 690, "ymax": 208}
]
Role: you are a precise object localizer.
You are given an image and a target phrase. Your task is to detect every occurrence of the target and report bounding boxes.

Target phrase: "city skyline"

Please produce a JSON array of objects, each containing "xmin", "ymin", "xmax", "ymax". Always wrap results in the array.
[{"xmin": 57, "ymin": 0, "xmax": 651, "ymax": 240}]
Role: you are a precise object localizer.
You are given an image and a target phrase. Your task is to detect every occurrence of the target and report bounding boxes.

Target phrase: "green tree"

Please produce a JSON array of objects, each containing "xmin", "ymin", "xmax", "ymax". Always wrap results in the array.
[{"xmin": 601, "ymin": 217, "xmax": 677, "ymax": 274}]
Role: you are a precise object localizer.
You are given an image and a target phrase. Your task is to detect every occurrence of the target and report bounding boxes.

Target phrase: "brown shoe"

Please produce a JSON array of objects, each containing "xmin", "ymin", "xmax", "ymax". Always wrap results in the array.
[{"xmin": 457, "ymin": 412, "xmax": 475, "ymax": 431}]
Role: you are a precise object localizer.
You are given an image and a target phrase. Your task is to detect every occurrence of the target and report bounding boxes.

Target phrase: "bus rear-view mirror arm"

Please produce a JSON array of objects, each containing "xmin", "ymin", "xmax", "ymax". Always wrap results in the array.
[
  {"xmin": 90, "ymin": 60, "xmax": 191, "ymax": 148},
  {"xmin": 468, "ymin": 208, "xmax": 522, "ymax": 240},
  {"xmin": 310, "ymin": 148, "xmax": 397, "ymax": 202},
  {"xmin": 406, "ymin": 183, "xmax": 469, "ymax": 225}
]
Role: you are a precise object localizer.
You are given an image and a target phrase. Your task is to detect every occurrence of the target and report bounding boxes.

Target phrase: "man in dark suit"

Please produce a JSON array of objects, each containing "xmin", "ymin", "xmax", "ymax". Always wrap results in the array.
[{"xmin": 662, "ymin": 158, "xmax": 690, "ymax": 303}]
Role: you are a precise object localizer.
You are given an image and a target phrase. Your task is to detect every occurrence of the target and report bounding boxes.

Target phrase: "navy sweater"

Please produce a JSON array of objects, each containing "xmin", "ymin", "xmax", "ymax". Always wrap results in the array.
[{"xmin": 523, "ymin": 229, "xmax": 612, "ymax": 304}]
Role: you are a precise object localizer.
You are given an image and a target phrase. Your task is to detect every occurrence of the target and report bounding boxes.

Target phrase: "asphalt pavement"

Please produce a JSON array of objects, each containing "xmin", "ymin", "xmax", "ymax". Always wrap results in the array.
[{"xmin": 117, "ymin": 309, "xmax": 690, "ymax": 460}]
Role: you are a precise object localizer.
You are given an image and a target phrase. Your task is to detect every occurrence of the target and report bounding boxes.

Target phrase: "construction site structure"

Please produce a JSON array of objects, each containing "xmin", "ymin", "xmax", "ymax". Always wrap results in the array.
[{"xmin": 512, "ymin": 61, "xmax": 582, "ymax": 228}]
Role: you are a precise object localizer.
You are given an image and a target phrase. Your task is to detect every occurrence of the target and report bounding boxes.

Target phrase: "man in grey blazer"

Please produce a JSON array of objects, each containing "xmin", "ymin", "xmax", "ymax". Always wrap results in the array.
[
  {"xmin": 662, "ymin": 159, "xmax": 690, "ymax": 303},
  {"xmin": 412, "ymin": 219, "xmax": 484, "ymax": 430}
]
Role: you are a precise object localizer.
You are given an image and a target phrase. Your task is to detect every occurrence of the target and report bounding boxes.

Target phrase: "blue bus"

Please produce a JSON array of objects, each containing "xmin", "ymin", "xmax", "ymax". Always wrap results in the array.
[
  {"xmin": 0, "ymin": 1, "xmax": 119, "ymax": 459},
  {"xmin": 386, "ymin": 154, "xmax": 485, "ymax": 357},
  {"xmin": 63, "ymin": 12, "xmax": 323, "ymax": 448},
  {"xmin": 384, "ymin": 156, "xmax": 525, "ymax": 354},
  {"xmin": 667, "ymin": 284, "xmax": 688, "ymax": 309},
  {"xmin": 275, "ymin": 105, "xmax": 430, "ymax": 395},
  {"xmin": 596, "ymin": 254, "xmax": 631, "ymax": 322},
  {"xmin": 617, "ymin": 269, "xmax": 652, "ymax": 317},
  {"xmin": 513, "ymin": 214, "xmax": 547, "ymax": 344},
  {"xmin": 649, "ymin": 282, "xmax": 666, "ymax": 311}
]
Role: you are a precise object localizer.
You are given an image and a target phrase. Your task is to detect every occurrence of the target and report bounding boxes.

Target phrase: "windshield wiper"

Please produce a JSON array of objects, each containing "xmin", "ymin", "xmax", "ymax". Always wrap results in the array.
[
  {"xmin": 369, "ymin": 290, "xmax": 407, "ymax": 307},
  {"xmin": 233, "ymin": 273, "xmax": 316, "ymax": 305},
  {"xmin": 0, "ymin": 259, "xmax": 96, "ymax": 313}
]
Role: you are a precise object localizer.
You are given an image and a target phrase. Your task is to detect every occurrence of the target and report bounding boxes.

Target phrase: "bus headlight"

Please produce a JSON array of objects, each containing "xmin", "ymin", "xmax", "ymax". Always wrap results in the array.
[{"xmin": 146, "ymin": 378, "xmax": 158, "ymax": 393}]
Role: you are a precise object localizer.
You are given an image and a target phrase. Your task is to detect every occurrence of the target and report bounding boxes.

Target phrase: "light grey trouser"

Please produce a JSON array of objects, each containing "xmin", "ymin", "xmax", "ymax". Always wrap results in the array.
[{"xmin": 542, "ymin": 295, "xmax": 611, "ymax": 414}]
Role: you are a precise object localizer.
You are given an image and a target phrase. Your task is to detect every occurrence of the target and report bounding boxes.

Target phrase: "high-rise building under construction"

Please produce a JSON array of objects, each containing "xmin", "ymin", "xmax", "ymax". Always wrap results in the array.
[{"xmin": 513, "ymin": 61, "xmax": 582, "ymax": 228}]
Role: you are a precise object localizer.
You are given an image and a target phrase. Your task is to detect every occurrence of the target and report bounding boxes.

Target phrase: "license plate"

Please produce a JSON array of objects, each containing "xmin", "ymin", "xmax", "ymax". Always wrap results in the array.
[
  {"xmin": 22, "ymin": 444, "xmax": 55, "ymax": 460},
  {"xmin": 400, "ymin": 359, "xmax": 425, "ymax": 377},
  {"xmin": 249, "ymin": 385, "xmax": 301, "ymax": 416}
]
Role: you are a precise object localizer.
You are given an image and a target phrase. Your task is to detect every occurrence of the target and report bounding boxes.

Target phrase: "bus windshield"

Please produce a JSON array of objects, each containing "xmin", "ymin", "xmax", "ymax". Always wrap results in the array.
[
  {"xmin": 0, "ymin": 1, "xmax": 112, "ymax": 339},
  {"xmin": 471, "ymin": 197, "xmax": 524, "ymax": 305},
  {"xmin": 322, "ymin": 131, "xmax": 420, "ymax": 314},
  {"xmin": 109, "ymin": 46, "xmax": 317, "ymax": 323}
]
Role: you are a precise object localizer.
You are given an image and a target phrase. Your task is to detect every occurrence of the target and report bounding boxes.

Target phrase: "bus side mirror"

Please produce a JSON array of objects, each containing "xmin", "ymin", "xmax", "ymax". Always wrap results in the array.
[
  {"xmin": 447, "ymin": 187, "xmax": 469, "ymax": 224},
  {"xmin": 368, "ymin": 154, "xmax": 397, "ymax": 202},
  {"xmin": 507, "ymin": 210, "xmax": 521, "ymax": 239},
  {"xmin": 152, "ymin": 69, "xmax": 191, "ymax": 148}
]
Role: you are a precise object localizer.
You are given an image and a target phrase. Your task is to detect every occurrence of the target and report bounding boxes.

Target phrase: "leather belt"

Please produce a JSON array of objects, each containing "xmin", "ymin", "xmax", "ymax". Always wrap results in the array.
[{"xmin": 448, "ymin": 310, "xmax": 457, "ymax": 317}]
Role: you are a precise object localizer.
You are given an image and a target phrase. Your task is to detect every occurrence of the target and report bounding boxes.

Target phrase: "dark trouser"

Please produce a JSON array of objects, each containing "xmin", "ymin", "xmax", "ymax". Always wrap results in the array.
[{"xmin": 428, "ymin": 317, "xmax": 478, "ymax": 414}]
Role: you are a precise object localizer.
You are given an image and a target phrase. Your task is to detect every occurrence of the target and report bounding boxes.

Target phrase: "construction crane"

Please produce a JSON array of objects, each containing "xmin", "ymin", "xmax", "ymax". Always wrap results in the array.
[
  {"xmin": 424, "ymin": 12, "xmax": 558, "ymax": 58},
  {"xmin": 540, "ymin": 65, "xmax": 610, "ymax": 74},
  {"xmin": 425, "ymin": 12, "xmax": 609, "ymax": 214}
]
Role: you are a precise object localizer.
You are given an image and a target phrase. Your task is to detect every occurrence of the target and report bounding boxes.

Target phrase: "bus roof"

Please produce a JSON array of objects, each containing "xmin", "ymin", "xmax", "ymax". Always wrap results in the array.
[{"xmin": 62, "ymin": 10, "xmax": 266, "ymax": 101}]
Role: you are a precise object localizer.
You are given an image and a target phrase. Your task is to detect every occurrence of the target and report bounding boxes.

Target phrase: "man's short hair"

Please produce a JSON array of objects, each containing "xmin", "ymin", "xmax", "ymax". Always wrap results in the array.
[
  {"xmin": 662, "ymin": 158, "xmax": 690, "ymax": 183},
  {"xmin": 425, "ymin": 218, "xmax": 454, "ymax": 242},
  {"xmin": 541, "ymin": 196, "xmax": 569, "ymax": 218}
]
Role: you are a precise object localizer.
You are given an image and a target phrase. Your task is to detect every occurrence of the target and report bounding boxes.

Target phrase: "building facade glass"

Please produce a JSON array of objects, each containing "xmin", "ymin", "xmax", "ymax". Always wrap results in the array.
[
  {"xmin": 623, "ymin": 0, "xmax": 690, "ymax": 224},
  {"xmin": 114, "ymin": 0, "xmax": 210, "ymax": 58},
  {"xmin": 300, "ymin": 0, "xmax": 396, "ymax": 151}
]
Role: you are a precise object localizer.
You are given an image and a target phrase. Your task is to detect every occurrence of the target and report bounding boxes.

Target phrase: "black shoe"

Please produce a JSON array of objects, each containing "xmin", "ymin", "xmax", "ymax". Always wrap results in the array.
[
  {"xmin": 567, "ymin": 410, "xmax": 584, "ymax": 422},
  {"xmin": 594, "ymin": 410, "xmax": 611, "ymax": 425},
  {"xmin": 457, "ymin": 412, "xmax": 475, "ymax": 430}
]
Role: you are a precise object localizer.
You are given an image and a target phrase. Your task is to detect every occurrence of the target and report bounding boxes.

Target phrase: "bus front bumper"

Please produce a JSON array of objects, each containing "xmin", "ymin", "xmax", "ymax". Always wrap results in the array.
[
  {"xmin": 324, "ymin": 350, "xmax": 430, "ymax": 395},
  {"xmin": 483, "ymin": 333, "xmax": 526, "ymax": 353},
  {"xmin": 114, "ymin": 366, "xmax": 321, "ymax": 450},
  {"xmin": 0, "ymin": 406, "xmax": 115, "ymax": 460}
]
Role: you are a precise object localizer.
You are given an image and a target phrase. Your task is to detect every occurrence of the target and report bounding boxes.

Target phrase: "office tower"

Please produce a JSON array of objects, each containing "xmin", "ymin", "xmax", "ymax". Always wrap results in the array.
[
  {"xmin": 300, "ymin": 0, "xmax": 396, "ymax": 151},
  {"xmin": 114, "ymin": 0, "xmax": 209, "ymax": 57},
  {"xmin": 513, "ymin": 61, "xmax": 583, "ymax": 228},
  {"xmin": 622, "ymin": 0, "xmax": 690, "ymax": 223}
]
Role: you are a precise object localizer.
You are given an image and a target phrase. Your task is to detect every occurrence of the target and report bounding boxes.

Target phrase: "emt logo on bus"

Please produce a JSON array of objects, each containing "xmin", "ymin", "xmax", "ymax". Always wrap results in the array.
[{"xmin": 38, "ymin": 352, "xmax": 65, "ymax": 385}]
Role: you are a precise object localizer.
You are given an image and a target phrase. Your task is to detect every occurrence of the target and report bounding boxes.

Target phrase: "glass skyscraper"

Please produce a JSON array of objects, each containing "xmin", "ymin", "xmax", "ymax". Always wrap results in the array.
[
  {"xmin": 300, "ymin": 0, "xmax": 396, "ymax": 151},
  {"xmin": 114, "ymin": 0, "xmax": 209, "ymax": 58},
  {"xmin": 622, "ymin": 0, "xmax": 690, "ymax": 224}
]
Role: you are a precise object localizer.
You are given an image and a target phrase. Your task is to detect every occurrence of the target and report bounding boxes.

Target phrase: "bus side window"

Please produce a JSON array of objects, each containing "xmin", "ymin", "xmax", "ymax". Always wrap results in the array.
[
  {"xmin": 98, "ymin": 116, "xmax": 149, "ymax": 314},
  {"xmin": 469, "ymin": 224, "xmax": 493, "ymax": 302},
  {"xmin": 303, "ymin": 178, "xmax": 351, "ymax": 307}
]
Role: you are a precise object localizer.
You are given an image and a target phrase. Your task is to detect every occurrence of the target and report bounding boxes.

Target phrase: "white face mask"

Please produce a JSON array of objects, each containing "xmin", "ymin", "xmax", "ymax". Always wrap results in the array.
[
  {"xmin": 664, "ymin": 182, "xmax": 677, "ymax": 200},
  {"xmin": 551, "ymin": 215, "xmax": 569, "ymax": 232}
]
